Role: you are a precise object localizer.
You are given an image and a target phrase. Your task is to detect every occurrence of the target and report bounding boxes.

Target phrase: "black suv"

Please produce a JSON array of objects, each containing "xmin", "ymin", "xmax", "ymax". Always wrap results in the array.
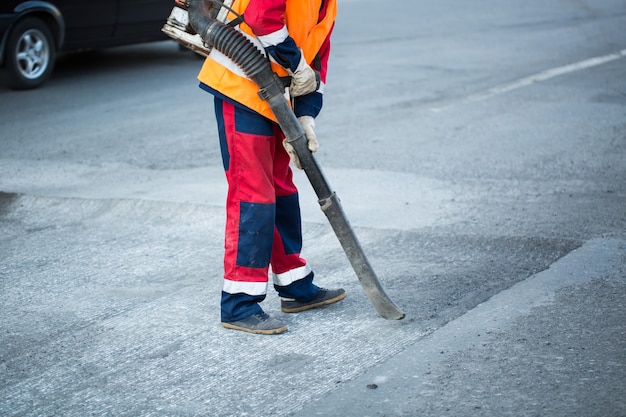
[{"xmin": 0, "ymin": 1, "xmax": 173, "ymax": 89}]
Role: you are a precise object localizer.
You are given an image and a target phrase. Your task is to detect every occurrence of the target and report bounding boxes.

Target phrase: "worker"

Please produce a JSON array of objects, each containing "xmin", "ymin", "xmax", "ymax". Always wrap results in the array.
[{"xmin": 197, "ymin": 0, "xmax": 346, "ymax": 334}]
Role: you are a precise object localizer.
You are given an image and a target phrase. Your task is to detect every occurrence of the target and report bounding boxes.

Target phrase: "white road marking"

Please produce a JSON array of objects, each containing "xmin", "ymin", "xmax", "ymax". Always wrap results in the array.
[{"xmin": 431, "ymin": 49, "xmax": 626, "ymax": 111}]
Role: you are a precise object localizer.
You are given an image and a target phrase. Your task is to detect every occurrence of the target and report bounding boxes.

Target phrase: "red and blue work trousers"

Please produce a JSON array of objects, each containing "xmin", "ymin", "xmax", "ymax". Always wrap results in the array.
[{"xmin": 214, "ymin": 97, "xmax": 318, "ymax": 322}]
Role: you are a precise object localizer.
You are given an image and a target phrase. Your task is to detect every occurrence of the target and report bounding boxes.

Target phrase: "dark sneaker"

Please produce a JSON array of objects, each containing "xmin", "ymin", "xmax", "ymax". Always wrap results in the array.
[
  {"xmin": 221, "ymin": 312, "xmax": 288, "ymax": 335},
  {"xmin": 281, "ymin": 288, "xmax": 346, "ymax": 313}
]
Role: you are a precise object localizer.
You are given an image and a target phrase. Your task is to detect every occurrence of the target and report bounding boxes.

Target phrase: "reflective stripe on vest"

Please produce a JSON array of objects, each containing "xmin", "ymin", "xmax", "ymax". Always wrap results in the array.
[{"xmin": 197, "ymin": 0, "xmax": 337, "ymax": 122}]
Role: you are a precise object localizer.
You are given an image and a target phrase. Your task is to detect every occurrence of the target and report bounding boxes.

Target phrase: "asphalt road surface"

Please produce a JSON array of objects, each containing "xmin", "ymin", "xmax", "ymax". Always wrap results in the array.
[{"xmin": 1, "ymin": 0, "xmax": 625, "ymax": 416}]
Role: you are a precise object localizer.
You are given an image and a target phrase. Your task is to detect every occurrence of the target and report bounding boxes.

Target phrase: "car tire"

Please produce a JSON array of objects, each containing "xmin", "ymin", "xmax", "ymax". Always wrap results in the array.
[{"xmin": 5, "ymin": 17, "xmax": 56, "ymax": 90}]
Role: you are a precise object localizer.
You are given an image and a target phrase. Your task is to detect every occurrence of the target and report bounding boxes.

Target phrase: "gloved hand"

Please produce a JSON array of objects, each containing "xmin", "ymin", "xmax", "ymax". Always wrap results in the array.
[
  {"xmin": 283, "ymin": 116, "xmax": 318, "ymax": 170},
  {"xmin": 288, "ymin": 50, "xmax": 318, "ymax": 97}
]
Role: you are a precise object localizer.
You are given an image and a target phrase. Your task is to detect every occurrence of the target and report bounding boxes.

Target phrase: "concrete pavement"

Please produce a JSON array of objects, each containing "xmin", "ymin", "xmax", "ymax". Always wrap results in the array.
[
  {"xmin": 1, "ymin": 193, "xmax": 624, "ymax": 416},
  {"xmin": 292, "ymin": 238, "xmax": 626, "ymax": 417}
]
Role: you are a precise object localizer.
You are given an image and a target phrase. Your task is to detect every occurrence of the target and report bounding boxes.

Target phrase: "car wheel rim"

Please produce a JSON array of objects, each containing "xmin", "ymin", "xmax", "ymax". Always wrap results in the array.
[{"xmin": 15, "ymin": 29, "xmax": 50, "ymax": 80}]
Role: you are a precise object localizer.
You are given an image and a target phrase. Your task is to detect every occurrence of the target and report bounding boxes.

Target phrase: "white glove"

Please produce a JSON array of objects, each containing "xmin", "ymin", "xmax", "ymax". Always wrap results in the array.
[
  {"xmin": 288, "ymin": 50, "xmax": 317, "ymax": 97},
  {"xmin": 283, "ymin": 116, "xmax": 318, "ymax": 170}
]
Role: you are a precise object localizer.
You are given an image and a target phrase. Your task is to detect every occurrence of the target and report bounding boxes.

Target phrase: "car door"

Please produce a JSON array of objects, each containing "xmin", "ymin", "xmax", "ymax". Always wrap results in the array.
[
  {"xmin": 114, "ymin": 0, "xmax": 171, "ymax": 42},
  {"xmin": 59, "ymin": 0, "xmax": 117, "ymax": 50}
]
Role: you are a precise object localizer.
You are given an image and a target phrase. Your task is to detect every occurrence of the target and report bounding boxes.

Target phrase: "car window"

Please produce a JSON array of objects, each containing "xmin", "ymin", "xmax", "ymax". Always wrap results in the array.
[
  {"xmin": 115, "ymin": 0, "xmax": 173, "ymax": 39},
  {"xmin": 61, "ymin": 0, "xmax": 117, "ymax": 49}
]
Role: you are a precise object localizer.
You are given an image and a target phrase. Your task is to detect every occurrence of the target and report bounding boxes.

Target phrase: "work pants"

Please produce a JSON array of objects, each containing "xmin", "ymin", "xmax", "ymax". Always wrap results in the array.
[{"xmin": 214, "ymin": 97, "xmax": 317, "ymax": 322}]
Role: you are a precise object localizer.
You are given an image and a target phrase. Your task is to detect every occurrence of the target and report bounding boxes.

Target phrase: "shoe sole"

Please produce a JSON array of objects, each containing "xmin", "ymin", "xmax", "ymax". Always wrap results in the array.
[
  {"xmin": 281, "ymin": 291, "xmax": 347, "ymax": 313},
  {"xmin": 221, "ymin": 322, "xmax": 288, "ymax": 335}
]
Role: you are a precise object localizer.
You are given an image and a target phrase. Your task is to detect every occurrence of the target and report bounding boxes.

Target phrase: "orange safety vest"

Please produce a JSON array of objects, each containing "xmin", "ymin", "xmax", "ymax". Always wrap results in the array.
[{"xmin": 197, "ymin": 0, "xmax": 337, "ymax": 122}]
